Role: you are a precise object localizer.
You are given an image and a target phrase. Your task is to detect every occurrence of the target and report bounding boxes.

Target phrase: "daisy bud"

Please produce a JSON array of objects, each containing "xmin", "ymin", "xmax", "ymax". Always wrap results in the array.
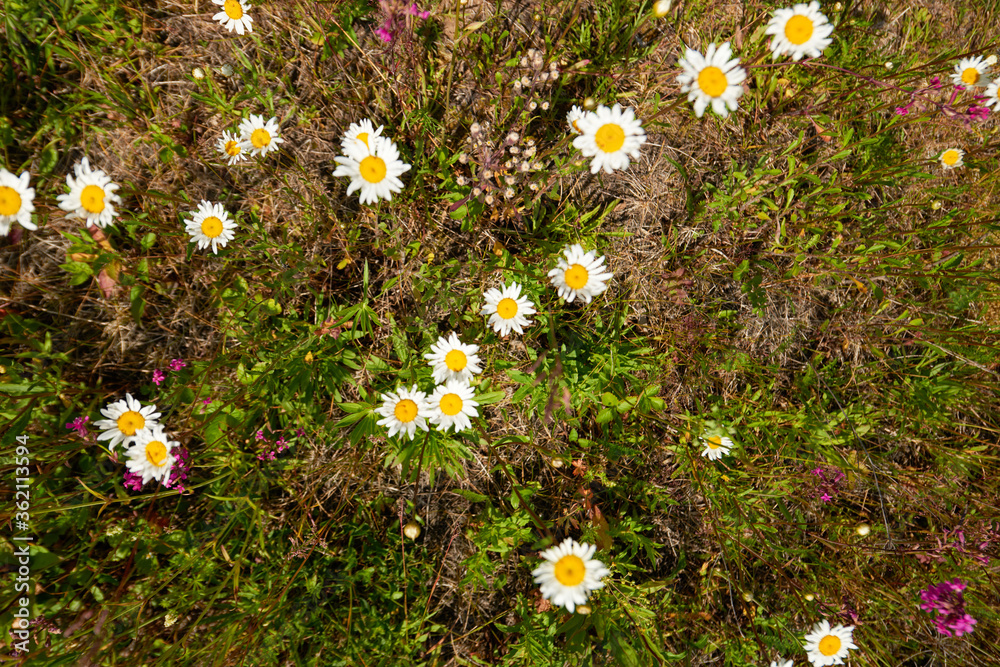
[
  {"xmin": 219, "ymin": 64, "xmax": 233, "ymax": 77},
  {"xmin": 192, "ymin": 67, "xmax": 205, "ymax": 79},
  {"xmin": 986, "ymin": 54, "xmax": 998, "ymax": 66},
  {"xmin": 504, "ymin": 187, "xmax": 515, "ymax": 199},
  {"xmin": 857, "ymin": 523, "xmax": 871, "ymax": 536},
  {"xmin": 520, "ymin": 57, "xmax": 528, "ymax": 68},
  {"xmin": 513, "ymin": 81, "xmax": 522, "ymax": 94},
  {"xmin": 576, "ymin": 604, "xmax": 592, "ymax": 615},
  {"xmin": 805, "ymin": 593, "xmax": 815, "ymax": 601},
  {"xmin": 833, "ymin": 2, "xmax": 843, "ymax": 9},
  {"xmin": 654, "ymin": 0, "xmax": 672, "ymax": 17},
  {"xmin": 931, "ymin": 200, "xmax": 942, "ymax": 210},
  {"xmin": 403, "ymin": 520, "xmax": 422, "ymax": 540},
  {"xmin": 583, "ymin": 96, "xmax": 597, "ymax": 111},
  {"xmin": 885, "ymin": 61, "xmax": 894, "ymax": 70}
]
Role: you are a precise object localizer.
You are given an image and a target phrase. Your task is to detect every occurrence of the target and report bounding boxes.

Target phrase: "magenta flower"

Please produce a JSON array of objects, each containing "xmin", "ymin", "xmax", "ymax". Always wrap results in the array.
[
  {"xmin": 66, "ymin": 416, "xmax": 90, "ymax": 437},
  {"xmin": 919, "ymin": 579, "xmax": 977, "ymax": 637},
  {"xmin": 152, "ymin": 369, "xmax": 166, "ymax": 386},
  {"xmin": 123, "ymin": 470, "xmax": 144, "ymax": 491},
  {"xmin": 165, "ymin": 446, "xmax": 191, "ymax": 492},
  {"xmin": 255, "ymin": 429, "xmax": 265, "ymax": 440},
  {"xmin": 168, "ymin": 358, "xmax": 187, "ymax": 371},
  {"xmin": 202, "ymin": 398, "xmax": 212, "ymax": 405}
]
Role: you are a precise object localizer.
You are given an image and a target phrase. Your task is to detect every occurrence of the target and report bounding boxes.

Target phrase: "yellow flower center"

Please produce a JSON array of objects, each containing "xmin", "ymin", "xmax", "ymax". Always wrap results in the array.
[
  {"xmin": 145, "ymin": 440, "xmax": 167, "ymax": 467},
  {"xmin": 594, "ymin": 123, "xmax": 626, "ymax": 153},
  {"xmin": 496, "ymin": 297, "xmax": 518, "ymax": 319},
  {"xmin": 697, "ymin": 66, "xmax": 728, "ymax": 98},
  {"xmin": 572, "ymin": 120, "xmax": 581, "ymax": 133},
  {"xmin": 117, "ymin": 410, "xmax": 145, "ymax": 436},
  {"xmin": 0, "ymin": 186, "xmax": 22, "ymax": 216},
  {"xmin": 439, "ymin": 393, "xmax": 463, "ymax": 416},
  {"xmin": 394, "ymin": 398, "xmax": 418, "ymax": 423},
  {"xmin": 564, "ymin": 264, "xmax": 589, "ymax": 290},
  {"xmin": 80, "ymin": 184, "xmax": 106, "ymax": 214},
  {"xmin": 941, "ymin": 150, "xmax": 960, "ymax": 166},
  {"xmin": 818, "ymin": 634, "xmax": 842, "ymax": 656},
  {"xmin": 201, "ymin": 216, "xmax": 224, "ymax": 238},
  {"xmin": 225, "ymin": 140, "xmax": 241, "ymax": 156},
  {"xmin": 706, "ymin": 436, "xmax": 722, "ymax": 450},
  {"xmin": 357, "ymin": 131, "xmax": 370, "ymax": 148},
  {"xmin": 554, "ymin": 554, "xmax": 586, "ymax": 586},
  {"xmin": 224, "ymin": 0, "xmax": 244, "ymax": 20},
  {"xmin": 961, "ymin": 67, "xmax": 980, "ymax": 85},
  {"xmin": 444, "ymin": 349, "xmax": 467, "ymax": 372},
  {"xmin": 360, "ymin": 156, "xmax": 387, "ymax": 183},
  {"xmin": 784, "ymin": 14, "xmax": 815, "ymax": 45},
  {"xmin": 251, "ymin": 128, "xmax": 270, "ymax": 148}
]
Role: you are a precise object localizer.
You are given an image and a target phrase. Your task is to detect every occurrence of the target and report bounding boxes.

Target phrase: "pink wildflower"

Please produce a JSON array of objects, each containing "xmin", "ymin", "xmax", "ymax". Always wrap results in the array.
[
  {"xmin": 66, "ymin": 416, "xmax": 90, "ymax": 437},
  {"xmin": 169, "ymin": 358, "xmax": 187, "ymax": 371},
  {"xmin": 152, "ymin": 369, "xmax": 166, "ymax": 386}
]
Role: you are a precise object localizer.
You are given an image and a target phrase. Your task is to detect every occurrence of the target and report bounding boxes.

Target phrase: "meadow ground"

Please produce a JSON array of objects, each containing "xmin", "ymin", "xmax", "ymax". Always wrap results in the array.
[{"xmin": 2, "ymin": 0, "xmax": 1000, "ymax": 665}]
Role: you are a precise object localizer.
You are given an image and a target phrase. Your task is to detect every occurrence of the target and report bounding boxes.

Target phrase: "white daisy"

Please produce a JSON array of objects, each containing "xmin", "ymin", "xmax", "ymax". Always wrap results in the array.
[
  {"xmin": 677, "ymin": 42, "xmax": 747, "ymax": 118},
  {"xmin": 341, "ymin": 119, "xmax": 384, "ymax": 152},
  {"xmin": 700, "ymin": 434, "xmax": 734, "ymax": 460},
  {"xmin": 951, "ymin": 55, "xmax": 992, "ymax": 88},
  {"xmin": 803, "ymin": 620, "xmax": 856, "ymax": 666},
  {"xmin": 0, "ymin": 168, "xmax": 37, "ymax": 236},
  {"xmin": 532, "ymin": 538, "xmax": 610, "ymax": 614},
  {"xmin": 375, "ymin": 385, "xmax": 431, "ymax": 440},
  {"xmin": 216, "ymin": 130, "xmax": 247, "ymax": 165},
  {"xmin": 56, "ymin": 157, "xmax": 122, "ymax": 228},
  {"xmin": 566, "ymin": 105, "xmax": 587, "ymax": 134},
  {"xmin": 238, "ymin": 114, "xmax": 284, "ymax": 157},
  {"xmin": 771, "ymin": 661, "xmax": 793, "ymax": 667},
  {"xmin": 985, "ymin": 81, "xmax": 1000, "ymax": 111},
  {"xmin": 427, "ymin": 380, "xmax": 480, "ymax": 433},
  {"xmin": 333, "ymin": 135, "xmax": 411, "ymax": 205},
  {"xmin": 185, "ymin": 200, "xmax": 237, "ymax": 254},
  {"xmin": 94, "ymin": 393, "xmax": 162, "ymax": 453},
  {"xmin": 572, "ymin": 103, "xmax": 647, "ymax": 174},
  {"xmin": 424, "ymin": 332, "xmax": 482, "ymax": 384},
  {"xmin": 939, "ymin": 148, "xmax": 965, "ymax": 170},
  {"xmin": 482, "ymin": 282, "xmax": 536, "ymax": 337},
  {"xmin": 765, "ymin": 2, "xmax": 835, "ymax": 61},
  {"xmin": 211, "ymin": 0, "xmax": 253, "ymax": 35},
  {"xmin": 125, "ymin": 425, "xmax": 178, "ymax": 485},
  {"xmin": 547, "ymin": 244, "xmax": 613, "ymax": 304}
]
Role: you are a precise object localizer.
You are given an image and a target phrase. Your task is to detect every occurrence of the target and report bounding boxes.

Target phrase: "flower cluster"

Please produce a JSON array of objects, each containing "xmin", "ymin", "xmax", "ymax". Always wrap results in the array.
[
  {"xmin": 333, "ymin": 119, "xmax": 412, "ymax": 205},
  {"xmin": 88, "ymin": 393, "xmax": 188, "ymax": 493},
  {"xmin": 256, "ymin": 432, "xmax": 293, "ymax": 462},
  {"xmin": 153, "ymin": 358, "xmax": 188, "ymax": 386},
  {"xmin": 919, "ymin": 579, "xmax": 977, "ymax": 637},
  {"xmin": 811, "ymin": 465, "xmax": 845, "ymax": 502},
  {"xmin": 374, "ymin": 0, "xmax": 430, "ymax": 43}
]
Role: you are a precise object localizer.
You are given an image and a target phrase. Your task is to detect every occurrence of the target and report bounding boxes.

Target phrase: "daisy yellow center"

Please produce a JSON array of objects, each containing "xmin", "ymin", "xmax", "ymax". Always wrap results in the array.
[
  {"xmin": 0, "ymin": 186, "xmax": 22, "ymax": 216},
  {"xmin": 564, "ymin": 264, "xmax": 589, "ymax": 290},
  {"xmin": 251, "ymin": 128, "xmax": 271, "ymax": 148},
  {"xmin": 961, "ymin": 67, "xmax": 980, "ymax": 85},
  {"xmin": 224, "ymin": 0, "xmax": 244, "ymax": 20},
  {"xmin": 554, "ymin": 554, "xmax": 586, "ymax": 586},
  {"xmin": 225, "ymin": 140, "xmax": 241, "ymax": 157},
  {"xmin": 784, "ymin": 14, "xmax": 815, "ymax": 45},
  {"xmin": 145, "ymin": 440, "xmax": 167, "ymax": 467},
  {"xmin": 394, "ymin": 399, "xmax": 418, "ymax": 423},
  {"xmin": 594, "ymin": 123, "xmax": 626, "ymax": 153},
  {"xmin": 496, "ymin": 297, "xmax": 518, "ymax": 319},
  {"xmin": 444, "ymin": 349, "xmax": 467, "ymax": 372},
  {"xmin": 117, "ymin": 410, "xmax": 145, "ymax": 436},
  {"xmin": 818, "ymin": 634, "xmax": 841, "ymax": 656},
  {"xmin": 360, "ymin": 156, "xmax": 387, "ymax": 183},
  {"xmin": 941, "ymin": 150, "xmax": 960, "ymax": 166},
  {"xmin": 201, "ymin": 216, "xmax": 224, "ymax": 238},
  {"xmin": 706, "ymin": 436, "xmax": 722, "ymax": 450},
  {"xmin": 572, "ymin": 120, "xmax": 581, "ymax": 133},
  {"xmin": 697, "ymin": 66, "xmax": 728, "ymax": 98},
  {"xmin": 357, "ymin": 132, "xmax": 370, "ymax": 147},
  {"xmin": 439, "ymin": 393, "xmax": 463, "ymax": 416},
  {"xmin": 80, "ymin": 184, "xmax": 106, "ymax": 214}
]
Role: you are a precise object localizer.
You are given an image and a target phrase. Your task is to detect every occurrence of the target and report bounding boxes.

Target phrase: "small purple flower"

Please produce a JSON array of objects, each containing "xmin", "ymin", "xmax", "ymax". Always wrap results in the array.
[
  {"xmin": 821, "ymin": 493, "xmax": 832, "ymax": 502},
  {"xmin": 894, "ymin": 106, "xmax": 909, "ymax": 115},
  {"xmin": 202, "ymin": 398, "xmax": 212, "ymax": 405},
  {"xmin": 930, "ymin": 76, "xmax": 941, "ymax": 88},
  {"xmin": 165, "ymin": 446, "xmax": 191, "ymax": 493},
  {"xmin": 152, "ymin": 369, "xmax": 166, "ymax": 386},
  {"xmin": 919, "ymin": 579, "xmax": 977, "ymax": 638},
  {"xmin": 967, "ymin": 105, "xmax": 990, "ymax": 121},
  {"xmin": 295, "ymin": 428, "xmax": 305, "ymax": 437},
  {"xmin": 375, "ymin": 26, "xmax": 393, "ymax": 42},
  {"xmin": 169, "ymin": 358, "xmax": 187, "ymax": 371},
  {"xmin": 124, "ymin": 470, "xmax": 144, "ymax": 491},
  {"xmin": 66, "ymin": 416, "xmax": 90, "ymax": 437},
  {"xmin": 256, "ymin": 429, "xmax": 265, "ymax": 440}
]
